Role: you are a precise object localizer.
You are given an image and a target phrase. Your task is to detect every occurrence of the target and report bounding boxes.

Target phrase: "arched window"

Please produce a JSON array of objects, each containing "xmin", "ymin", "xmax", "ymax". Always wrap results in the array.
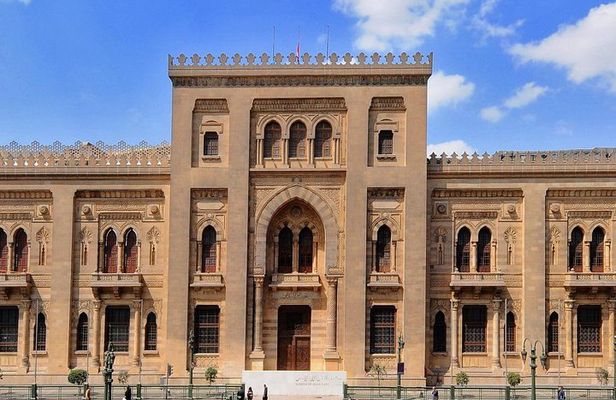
[
  {"xmin": 477, "ymin": 227, "xmax": 491, "ymax": 272},
  {"xmin": 433, "ymin": 311, "xmax": 446, "ymax": 353},
  {"xmin": 314, "ymin": 120, "xmax": 332, "ymax": 158},
  {"xmin": 590, "ymin": 227, "xmax": 605, "ymax": 272},
  {"xmin": 0, "ymin": 229, "xmax": 7, "ymax": 273},
  {"xmin": 13, "ymin": 228, "xmax": 28, "ymax": 273},
  {"xmin": 378, "ymin": 130, "xmax": 393, "ymax": 155},
  {"xmin": 76, "ymin": 313, "xmax": 89, "ymax": 351},
  {"xmin": 278, "ymin": 227, "xmax": 293, "ymax": 273},
  {"xmin": 34, "ymin": 313, "xmax": 46, "ymax": 351},
  {"xmin": 505, "ymin": 312, "xmax": 516, "ymax": 352},
  {"xmin": 376, "ymin": 225, "xmax": 392, "ymax": 272},
  {"xmin": 298, "ymin": 227, "xmax": 313, "ymax": 273},
  {"xmin": 456, "ymin": 228, "xmax": 471, "ymax": 272},
  {"xmin": 103, "ymin": 229, "xmax": 118, "ymax": 273},
  {"xmin": 263, "ymin": 121, "xmax": 281, "ymax": 159},
  {"xmin": 548, "ymin": 312, "xmax": 559, "ymax": 353},
  {"xmin": 201, "ymin": 226, "xmax": 217, "ymax": 273},
  {"xmin": 289, "ymin": 121, "xmax": 307, "ymax": 158},
  {"xmin": 145, "ymin": 312, "xmax": 157, "ymax": 351},
  {"xmin": 124, "ymin": 229, "xmax": 138, "ymax": 273},
  {"xmin": 569, "ymin": 227, "xmax": 584, "ymax": 272}
]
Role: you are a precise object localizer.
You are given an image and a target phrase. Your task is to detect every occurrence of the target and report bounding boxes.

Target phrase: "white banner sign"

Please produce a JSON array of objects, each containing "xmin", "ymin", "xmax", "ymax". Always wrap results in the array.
[{"xmin": 242, "ymin": 371, "xmax": 346, "ymax": 397}]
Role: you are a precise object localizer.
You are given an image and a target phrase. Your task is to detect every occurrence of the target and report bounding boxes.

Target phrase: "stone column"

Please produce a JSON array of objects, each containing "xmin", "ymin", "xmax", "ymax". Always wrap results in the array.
[
  {"xmin": 253, "ymin": 277, "xmax": 264, "ymax": 353},
  {"xmin": 609, "ymin": 300, "xmax": 616, "ymax": 366},
  {"xmin": 308, "ymin": 139, "xmax": 314, "ymax": 165},
  {"xmin": 583, "ymin": 241, "xmax": 591, "ymax": 272},
  {"xmin": 92, "ymin": 300, "xmax": 102, "ymax": 367},
  {"xmin": 470, "ymin": 241, "xmax": 477, "ymax": 272},
  {"xmin": 392, "ymin": 241, "xmax": 397, "ymax": 272},
  {"xmin": 216, "ymin": 241, "xmax": 221, "ymax": 272},
  {"xmin": 136, "ymin": 241, "xmax": 141, "ymax": 272},
  {"xmin": 491, "ymin": 240, "xmax": 497, "ymax": 271},
  {"xmin": 564, "ymin": 300, "xmax": 574, "ymax": 367},
  {"xmin": 256, "ymin": 138, "xmax": 263, "ymax": 166},
  {"xmin": 132, "ymin": 300, "xmax": 142, "ymax": 366},
  {"xmin": 451, "ymin": 298, "xmax": 460, "ymax": 368},
  {"xmin": 97, "ymin": 241, "xmax": 104, "ymax": 272},
  {"xmin": 7, "ymin": 242, "xmax": 13, "ymax": 273},
  {"xmin": 606, "ymin": 241, "xmax": 612, "ymax": 271},
  {"xmin": 292, "ymin": 238, "xmax": 299, "ymax": 273},
  {"xmin": 492, "ymin": 299, "xmax": 501, "ymax": 368},
  {"xmin": 196, "ymin": 241, "xmax": 202, "ymax": 272},
  {"xmin": 20, "ymin": 299, "xmax": 31, "ymax": 369},
  {"xmin": 325, "ymin": 277, "xmax": 338, "ymax": 353},
  {"xmin": 371, "ymin": 241, "xmax": 376, "ymax": 272},
  {"xmin": 118, "ymin": 242, "xmax": 124, "ymax": 273}
]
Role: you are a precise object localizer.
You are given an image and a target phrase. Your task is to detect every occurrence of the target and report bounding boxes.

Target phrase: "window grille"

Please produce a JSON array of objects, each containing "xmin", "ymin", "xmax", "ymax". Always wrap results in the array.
[
  {"xmin": 378, "ymin": 130, "xmax": 393, "ymax": 155},
  {"xmin": 578, "ymin": 305, "xmax": 601, "ymax": 353},
  {"xmin": 376, "ymin": 225, "xmax": 392, "ymax": 272},
  {"xmin": 477, "ymin": 228, "xmax": 491, "ymax": 272},
  {"xmin": 13, "ymin": 229, "xmax": 28, "ymax": 272},
  {"xmin": 263, "ymin": 122, "xmax": 281, "ymax": 158},
  {"xmin": 124, "ymin": 229, "xmax": 138, "ymax": 273},
  {"xmin": 103, "ymin": 230, "xmax": 118, "ymax": 273},
  {"xmin": 201, "ymin": 226, "xmax": 217, "ymax": 273},
  {"xmin": 370, "ymin": 306, "xmax": 396, "ymax": 354},
  {"xmin": 105, "ymin": 306, "xmax": 130, "ymax": 352},
  {"xmin": 548, "ymin": 312, "xmax": 559, "ymax": 353},
  {"xmin": 569, "ymin": 227, "xmax": 583, "ymax": 272},
  {"xmin": 278, "ymin": 227, "xmax": 293, "ymax": 273},
  {"xmin": 195, "ymin": 306, "xmax": 219, "ymax": 353},
  {"xmin": 145, "ymin": 313, "xmax": 157, "ymax": 351},
  {"xmin": 298, "ymin": 227, "xmax": 313, "ymax": 273},
  {"xmin": 0, "ymin": 229, "xmax": 7, "ymax": 273},
  {"xmin": 76, "ymin": 313, "xmax": 89, "ymax": 351},
  {"xmin": 314, "ymin": 121, "xmax": 332, "ymax": 158},
  {"xmin": 289, "ymin": 121, "xmax": 306, "ymax": 158},
  {"xmin": 456, "ymin": 228, "xmax": 471, "ymax": 272},
  {"xmin": 590, "ymin": 228, "xmax": 605, "ymax": 272},
  {"xmin": 505, "ymin": 312, "xmax": 515, "ymax": 352},
  {"xmin": 34, "ymin": 313, "xmax": 46, "ymax": 351},
  {"xmin": 0, "ymin": 307, "xmax": 18, "ymax": 353},
  {"xmin": 463, "ymin": 305, "xmax": 486, "ymax": 352},
  {"xmin": 203, "ymin": 132, "xmax": 218, "ymax": 156}
]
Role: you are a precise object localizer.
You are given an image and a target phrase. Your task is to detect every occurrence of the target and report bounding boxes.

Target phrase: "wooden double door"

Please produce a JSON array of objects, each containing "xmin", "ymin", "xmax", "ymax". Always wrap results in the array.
[{"xmin": 277, "ymin": 305, "xmax": 311, "ymax": 370}]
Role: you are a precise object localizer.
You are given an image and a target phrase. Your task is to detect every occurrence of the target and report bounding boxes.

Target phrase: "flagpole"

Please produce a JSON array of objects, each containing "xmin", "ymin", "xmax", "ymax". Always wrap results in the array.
[
  {"xmin": 34, "ymin": 299, "xmax": 39, "ymax": 388},
  {"xmin": 326, "ymin": 25, "xmax": 330, "ymax": 61},
  {"xmin": 272, "ymin": 26, "xmax": 276, "ymax": 59}
]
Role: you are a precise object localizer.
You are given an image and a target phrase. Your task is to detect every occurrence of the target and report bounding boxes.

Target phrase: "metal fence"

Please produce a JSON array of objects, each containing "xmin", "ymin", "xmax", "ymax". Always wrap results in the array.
[
  {"xmin": 345, "ymin": 385, "xmax": 616, "ymax": 400},
  {"xmin": 0, "ymin": 384, "xmax": 242, "ymax": 400}
]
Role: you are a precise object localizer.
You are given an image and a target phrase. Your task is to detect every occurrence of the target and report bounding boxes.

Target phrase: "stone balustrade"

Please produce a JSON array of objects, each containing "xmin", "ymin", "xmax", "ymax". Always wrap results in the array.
[
  {"xmin": 450, "ymin": 272, "xmax": 505, "ymax": 288},
  {"xmin": 367, "ymin": 272, "xmax": 402, "ymax": 290},
  {"xmin": 190, "ymin": 272, "xmax": 225, "ymax": 289},
  {"xmin": 564, "ymin": 272, "xmax": 616, "ymax": 287},
  {"xmin": 269, "ymin": 272, "xmax": 321, "ymax": 290}
]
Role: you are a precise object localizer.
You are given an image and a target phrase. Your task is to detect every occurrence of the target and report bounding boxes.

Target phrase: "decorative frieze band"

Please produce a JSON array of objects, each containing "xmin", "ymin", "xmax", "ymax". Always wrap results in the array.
[
  {"xmin": 75, "ymin": 190, "xmax": 165, "ymax": 199},
  {"xmin": 0, "ymin": 212, "xmax": 33, "ymax": 220},
  {"xmin": 368, "ymin": 188, "xmax": 405, "ymax": 199},
  {"xmin": 432, "ymin": 189, "xmax": 523, "ymax": 198},
  {"xmin": 370, "ymin": 97, "xmax": 406, "ymax": 111},
  {"xmin": 193, "ymin": 99, "xmax": 229, "ymax": 113},
  {"xmin": 568, "ymin": 211, "xmax": 612, "ymax": 219},
  {"xmin": 0, "ymin": 191, "xmax": 52, "ymax": 199},
  {"xmin": 99, "ymin": 212, "xmax": 142, "ymax": 221},
  {"xmin": 251, "ymin": 98, "xmax": 346, "ymax": 113},
  {"xmin": 454, "ymin": 211, "xmax": 499, "ymax": 219},
  {"xmin": 547, "ymin": 189, "xmax": 616, "ymax": 198},
  {"xmin": 191, "ymin": 188, "xmax": 228, "ymax": 200},
  {"xmin": 171, "ymin": 74, "xmax": 430, "ymax": 89}
]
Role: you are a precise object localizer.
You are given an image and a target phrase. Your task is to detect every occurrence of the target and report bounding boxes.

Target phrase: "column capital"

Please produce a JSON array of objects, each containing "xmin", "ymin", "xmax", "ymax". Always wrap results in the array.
[
  {"xmin": 451, "ymin": 298, "xmax": 460, "ymax": 310},
  {"xmin": 254, "ymin": 276, "xmax": 265, "ymax": 286},
  {"xmin": 326, "ymin": 276, "xmax": 339, "ymax": 287},
  {"xmin": 132, "ymin": 299, "xmax": 143, "ymax": 309},
  {"xmin": 608, "ymin": 299, "xmax": 616, "ymax": 311},
  {"xmin": 492, "ymin": 298, "xmax": 502, "ymax": 311},
  {"xmin": 564, "ymin": 299, "xmax": 575, "ymax": 310},
  {"xmin": 20, "ymin": 299, "xmax": 32, "ymax": 310},
  {"xmin": 92, "ymin": 300, "xmax": 102, "ymax": 311}
]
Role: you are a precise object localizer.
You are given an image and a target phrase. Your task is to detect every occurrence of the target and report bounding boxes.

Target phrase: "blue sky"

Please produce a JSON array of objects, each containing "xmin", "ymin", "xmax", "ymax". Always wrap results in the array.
[{"xmin": 0, "ymin": 0, "xmax": 615, "ymax": 154}]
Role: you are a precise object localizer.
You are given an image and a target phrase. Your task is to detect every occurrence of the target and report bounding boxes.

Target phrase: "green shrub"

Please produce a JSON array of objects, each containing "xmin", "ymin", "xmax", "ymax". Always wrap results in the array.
[
  {"xmin": 117, "ymin": 370, "xmax": 129, "ymax": 385},
  {"xmin": 205, "ymin": 366, "xmax": 218, "ymax": 384},
  {"xmin": 596, "ymin": 367, "xmax": 609, "ymax": 385},
  {"xmin": 507, "ymin": 372, "xmax": 521, "ymax": 387},
  {"xmin": 455, "ymin": 371, "xmax": 469, "ymax": 386},
  {"xmin": 67, "ymin": 369, "xmax": 88, "ymax": 386}
]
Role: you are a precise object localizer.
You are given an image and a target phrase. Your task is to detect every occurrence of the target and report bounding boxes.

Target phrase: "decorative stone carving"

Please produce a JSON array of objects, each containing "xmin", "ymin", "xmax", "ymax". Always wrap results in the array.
[
  {"xmin": 252, "ymin": 98, "xmax": 346, "ymax": 113},
  {"xmin": 193, "ymin": 99, "xmax": 229, "ymax": 113},
  {"xmin": 369, "ymin": 97, "xmax": 406, "ymax": 111}
]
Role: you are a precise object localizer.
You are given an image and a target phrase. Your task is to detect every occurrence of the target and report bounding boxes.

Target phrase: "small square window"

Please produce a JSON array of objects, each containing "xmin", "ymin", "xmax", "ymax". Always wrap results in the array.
[{"xmin": 204, "ymin": 132, "xmax": 219, "ymax": 156}]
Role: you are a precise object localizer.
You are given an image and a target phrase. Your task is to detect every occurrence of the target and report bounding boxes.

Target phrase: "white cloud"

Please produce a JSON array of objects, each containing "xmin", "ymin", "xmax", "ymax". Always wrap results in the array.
[
  {"xmin": 510, "ymin": 3, "xmax": 616, "ymax": 93},
  {"xmin": 0, "ymin": 0, "xmax": 30, "ymax": 4},
  {"xmin": 428, "ymin": 70, "xmax": 475, "ymax": 112},
  {"xmin": 472, "ymin": 0, "xmax": 523, "ymax": 40},
  {"xmin": 481, "ymin": 82, "xmax": 548, "ymax": 123},
  {"xmin": 333, "ymin": 0, "xmax": 469, "ymax": 50},
  {"xmin": 503, "ymin": 82, "xmax": 549, "ymax": 109},
  {"xmin": 427, "ymin": 140, "xmax": 476, "ymax": 155},
  {"xmin": 480, "ymin": 106, "xmax": 505, "ymax": 123}
]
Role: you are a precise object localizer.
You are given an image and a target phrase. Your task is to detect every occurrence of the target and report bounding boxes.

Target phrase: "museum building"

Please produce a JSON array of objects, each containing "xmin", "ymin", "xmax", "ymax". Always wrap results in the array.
[{"xmin": 0, "ymin": 51, "xmax": 615, "ymax": 385}]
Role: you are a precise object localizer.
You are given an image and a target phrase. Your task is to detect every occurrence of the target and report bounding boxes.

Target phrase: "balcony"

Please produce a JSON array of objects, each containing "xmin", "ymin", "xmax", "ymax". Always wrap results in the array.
[
  {"xmin": 564, "ymin": 272, "xmax": 616, "ymax": 290},
  {"xmin": 190, "ymin": 272, "xmax": 225, "ymax": 289},
  {"xmin": 269, "ymin": 272, "xmax": 321, "ymax": 291},
  {"xmin": 450, "ymin": 272, "xmax": 505, "ymax": 292},
  {"xmin": 367, "ymin": 272, "xmax": 402, "ymax": 291},
  {"xmin": 90, "ymin": 273, "xmax": 142, "ymax": 298},
  {"xmin": 0, "ymin": 273, "xmax": 31, "ymax": 299}
]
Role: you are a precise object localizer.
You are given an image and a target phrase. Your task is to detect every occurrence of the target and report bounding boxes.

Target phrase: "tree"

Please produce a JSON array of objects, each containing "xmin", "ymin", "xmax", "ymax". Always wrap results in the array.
[
  {"xmin": 117, "ymin": 370, "xmax": 129, "ymax": 385},
  {"xmin": 205, "ymin": 366, "xmax": 218, "ymax": 385},
  {"xmin": 596, "ymin": 367, "xmax": 609, "ymax": 385},
  {"xmin": 68, "ymin": 369, "xmax": 88, "ymax": 397},
  {"xmin": 369, "ymin": 364, "xmax": 387, "ymax": 396},
  {"xmin": 455, "ymin": 371, "xmax": 469, "ymax": 387},
  {"xmin": 507, "ymin": 372, "xmax": 521, "ymax": 387}
]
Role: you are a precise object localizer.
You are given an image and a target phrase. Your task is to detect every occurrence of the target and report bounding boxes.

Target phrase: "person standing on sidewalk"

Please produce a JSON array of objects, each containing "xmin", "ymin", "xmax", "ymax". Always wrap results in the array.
[{"xmin": 263, "ymin": 384, "xmax": 268, "ymax": 400}]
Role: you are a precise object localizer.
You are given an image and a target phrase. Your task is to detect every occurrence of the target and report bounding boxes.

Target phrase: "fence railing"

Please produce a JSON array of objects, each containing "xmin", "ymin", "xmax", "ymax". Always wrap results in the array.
[
  {"xmin": 345, "ymin": 385, "xmax": 616, "ymax": 400},
  {"xmin": 0, "ymin": 384, "xmax": 242, "ymax": 400}
]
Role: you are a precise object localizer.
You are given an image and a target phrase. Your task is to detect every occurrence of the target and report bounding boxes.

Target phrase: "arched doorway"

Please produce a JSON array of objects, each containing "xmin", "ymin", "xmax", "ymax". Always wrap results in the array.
[{"xmin": 277, "ymin": 305, "xmax": 311, "ymax": 370}]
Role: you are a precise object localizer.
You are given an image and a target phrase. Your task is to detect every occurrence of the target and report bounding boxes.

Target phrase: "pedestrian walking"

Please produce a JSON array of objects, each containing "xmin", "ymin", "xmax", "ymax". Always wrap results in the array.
[
  {"xmin": 237, "ymin": 386, "xmax": 245, "ymax": 400},
  {"xmin": 431, "ymin": 386, "xmax": 439, "ymax": 400},
  {"xmin": 124, "ymin": 385, "xmax": 132, "ymax": 400},
  {"xmin": 557, "ymin": 386, "xmax": 566, "ymax": 400},
  {"xmin": 84, "ymin": 384, "xmax": 92, "ymax": 400},
  {"xmin": 263, "ymin": 384, "xmax": 268, "ymax": 400},
  {"xmin": 247, "ymin": 386, "xmax": 254, "ymax": 400}
]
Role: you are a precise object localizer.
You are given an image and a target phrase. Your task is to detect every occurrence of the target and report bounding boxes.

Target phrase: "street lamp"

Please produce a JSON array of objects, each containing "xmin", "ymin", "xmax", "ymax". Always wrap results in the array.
[
  {"xmin": 103, "ymin": 343, "xmax": 116, "ymax": 400},
  {"xmin": 188, "ymin": 330, "xmax": 195, "ymax": 400},
  {"xmin": 521, "ymin": 338, "xmax": 547, "ymax": 400},
  {"xmin": 396, "ymin": 334, "xmax": 405, "ymax": 400},
  {"xmin": 613, "ymin": 335, "xmax": 616, "ymax": 400}
]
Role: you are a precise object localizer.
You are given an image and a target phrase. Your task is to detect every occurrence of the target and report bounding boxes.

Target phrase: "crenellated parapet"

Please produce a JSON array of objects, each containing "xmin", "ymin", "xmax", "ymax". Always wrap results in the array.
[
  {"xmin": 0, "ymin": 141, "xmax": 170, "ymax": 176},
  {"xmin": 168, "ymin": 51, "xmax": 432, "ymax": 88},
  {"xmin": 428, "ymin": 148, "xmax": 616, "ymax": 176}
]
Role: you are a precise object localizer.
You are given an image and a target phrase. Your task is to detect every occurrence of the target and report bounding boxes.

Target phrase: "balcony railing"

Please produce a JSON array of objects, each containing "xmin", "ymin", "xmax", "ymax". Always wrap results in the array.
[
  {"xmin": 367, "ymin": 272, "xmax": 402, "ymax": 290},
  {"xmin": 564, "ymin": 272, "xmax": 616, "ymax": 288},
  {"xmin": 190, "ymin": 272, "xmax": 225, "ymax": 289},
  {"xmin": 90, "ymin": 272, "xmax": 142, "ymax": 287},
  {"xmin": 450, "ymin": 272, "xmax": 505, "ymax": 289},
  {"xmin": 0, "ymin": 272, "xmax": 31, "ymax": 299},
  {"xmin": 269, "ymin": 272, "xmax": 321, "ymax": 290}
]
